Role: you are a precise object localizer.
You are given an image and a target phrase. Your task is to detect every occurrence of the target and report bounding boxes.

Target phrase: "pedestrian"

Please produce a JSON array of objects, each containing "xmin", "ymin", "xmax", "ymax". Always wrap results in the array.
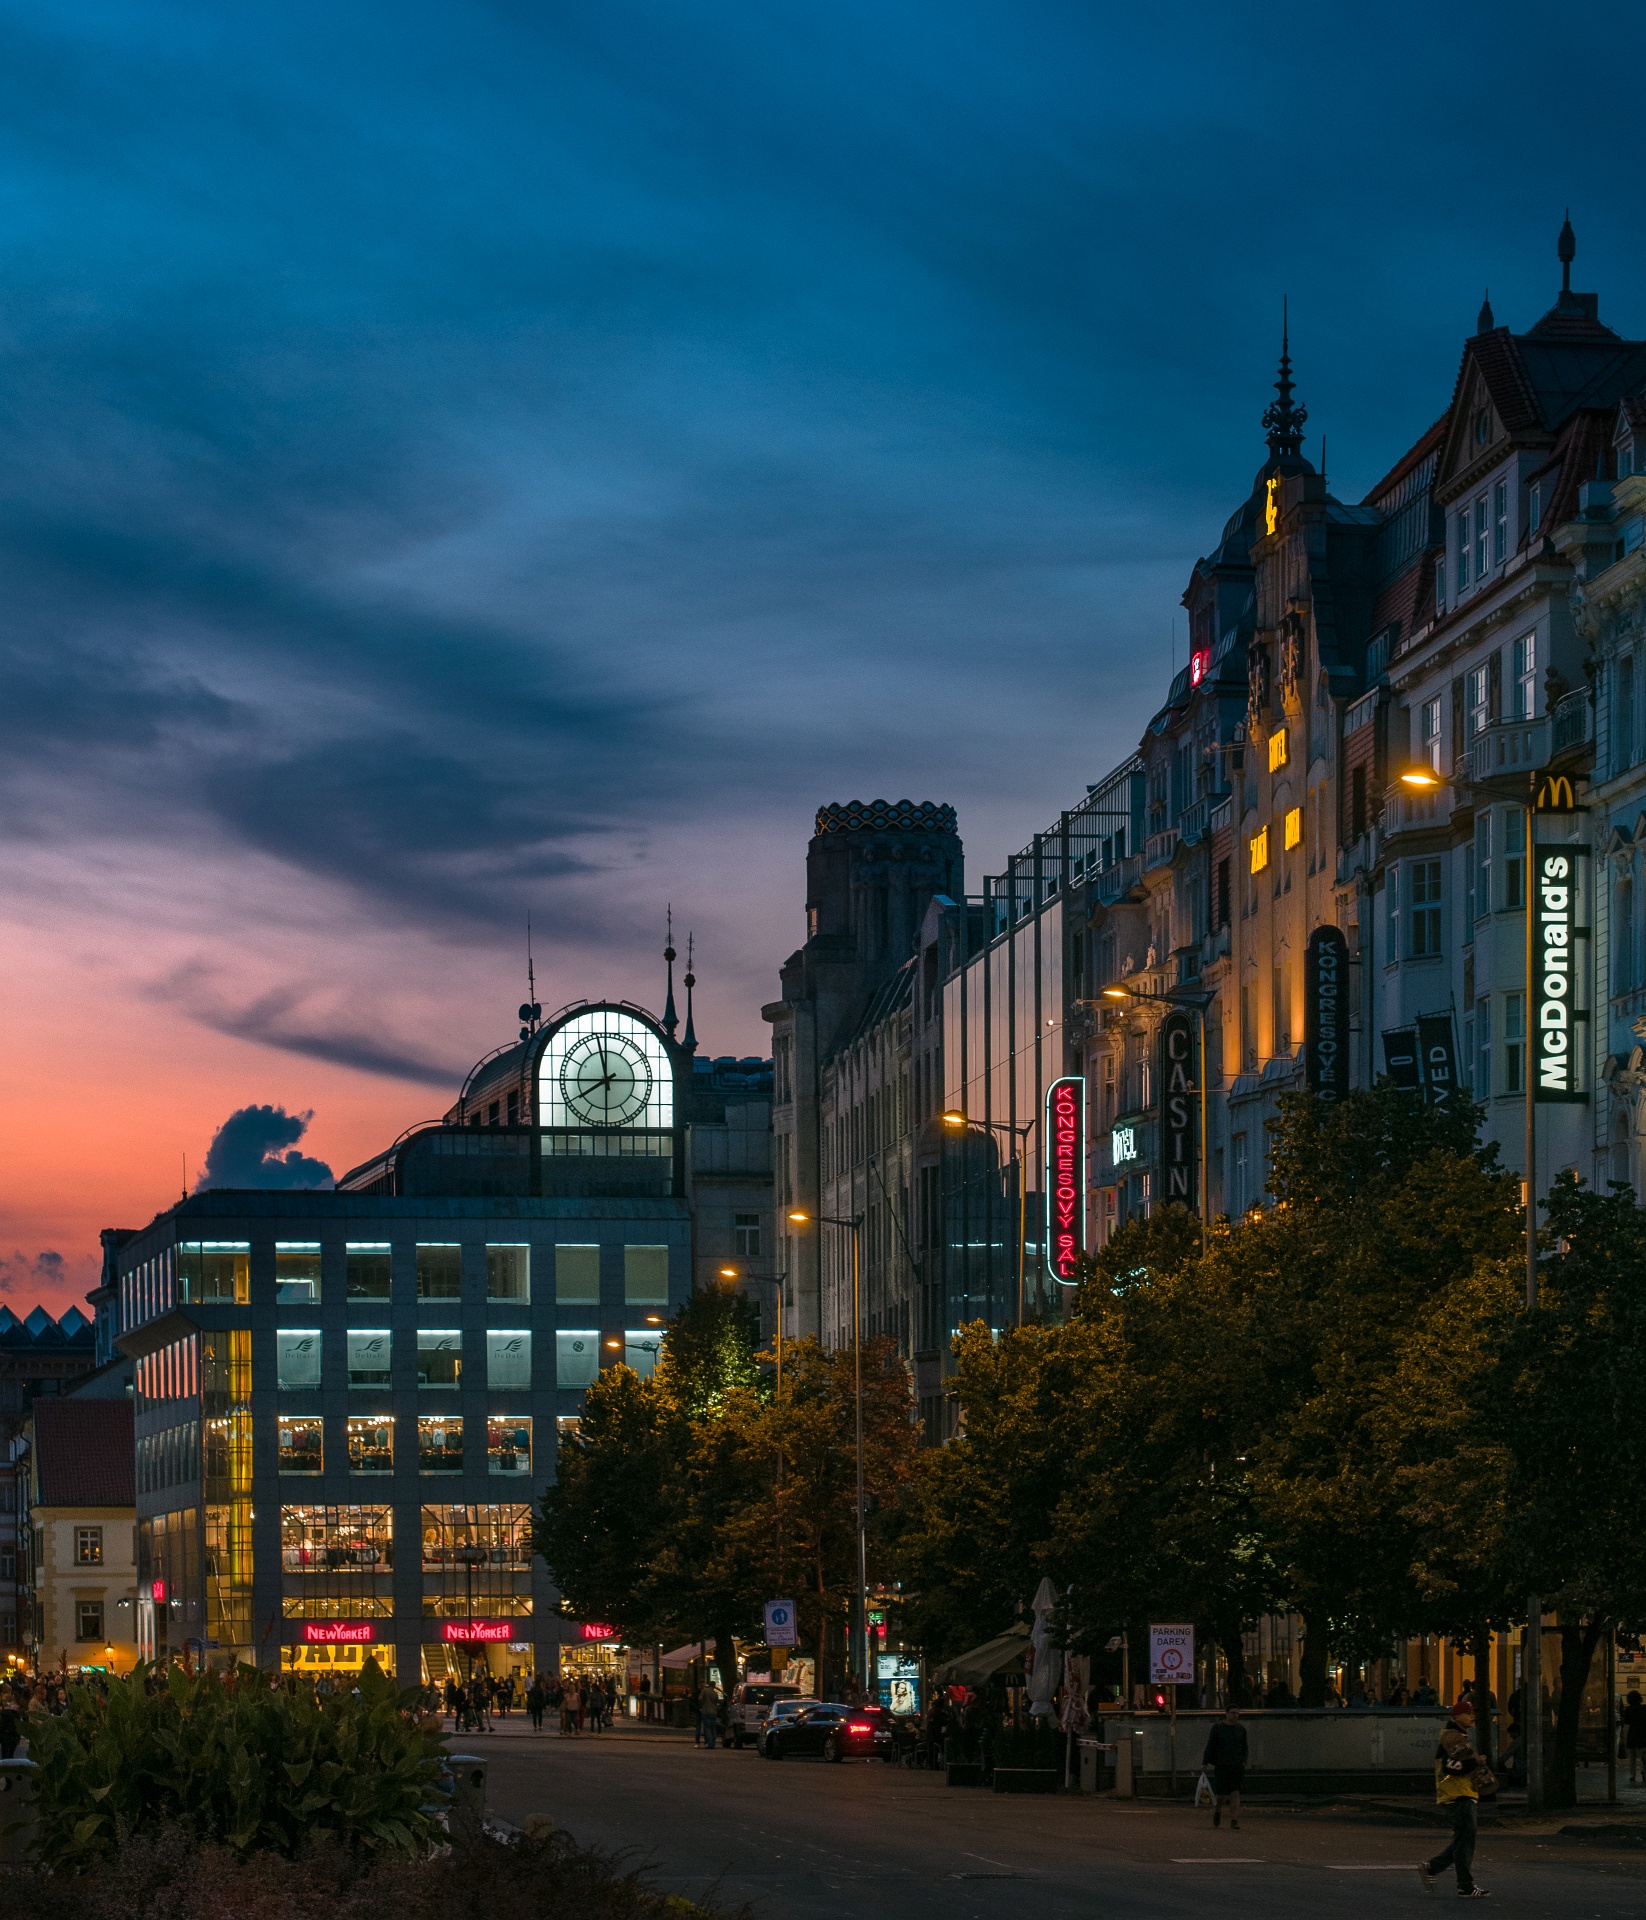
[
  {"xmin": 1624, "ymin": 1689, "xmax": 1646, "ymax": 1786},
  {"xmin": 1418, "ymin": 1697, "xmax": 1491, "ymax": 1899},
  {"xmin": 565, "ymin": 1678, "xmax": 583, "ymax": 1735},
  {"xmin": 0, "ymin": 1698, "xmax": 19, "ymax": 1774},
  {"xmin": 1202, "ymin": 1706, "xmax": 1248, "ymax": 1830},
  {"xmin": 527, "ymin": 1675, "xmax": 546, "ymax": 1732},
  {"xmin": 696, "ymin": 1677, "xmax": 721, "ymax": 1749}
]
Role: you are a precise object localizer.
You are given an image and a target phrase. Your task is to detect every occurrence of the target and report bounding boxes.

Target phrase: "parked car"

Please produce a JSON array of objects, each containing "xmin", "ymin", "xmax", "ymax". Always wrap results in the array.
[
  {"xmin": 729, "ymin": 1681, "xmax": 801, "ymax": 1747},
  {"xmin": 760, "ymin": 1701, "xmax": 895, "ymax": 1762}
]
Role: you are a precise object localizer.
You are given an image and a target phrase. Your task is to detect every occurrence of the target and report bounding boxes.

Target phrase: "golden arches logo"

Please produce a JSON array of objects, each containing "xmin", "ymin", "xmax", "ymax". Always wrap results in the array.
[{"xmin": 1534, "ymin": 774, "xmax": 1576, "ymax": 813}]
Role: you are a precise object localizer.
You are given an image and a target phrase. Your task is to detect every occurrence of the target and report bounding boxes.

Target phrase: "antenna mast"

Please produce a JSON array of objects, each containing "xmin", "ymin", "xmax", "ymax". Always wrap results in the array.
[{"xmin": 518, "ymin": 913, "xmax": 542, "ymax": 1040}]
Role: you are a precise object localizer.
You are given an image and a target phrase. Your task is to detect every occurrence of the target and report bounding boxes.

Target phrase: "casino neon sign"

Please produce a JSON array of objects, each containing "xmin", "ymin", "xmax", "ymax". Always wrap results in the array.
[{"xmin": 1044, "ymin": 1075, "xmax": 1086, "ymax": 1285}]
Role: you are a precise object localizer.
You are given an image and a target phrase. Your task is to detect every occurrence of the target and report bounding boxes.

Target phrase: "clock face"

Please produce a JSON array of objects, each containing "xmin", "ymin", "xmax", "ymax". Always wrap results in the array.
[{"xmin": 559, "ymin": 1031, "xmax": 653, "ymax": 1127}]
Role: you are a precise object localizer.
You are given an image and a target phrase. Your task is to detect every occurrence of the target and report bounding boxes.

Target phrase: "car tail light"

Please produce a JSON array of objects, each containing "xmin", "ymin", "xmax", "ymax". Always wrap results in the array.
[{"xmin": 847, "ymin": 1721, "xmax": 871, "ymax": 1733}]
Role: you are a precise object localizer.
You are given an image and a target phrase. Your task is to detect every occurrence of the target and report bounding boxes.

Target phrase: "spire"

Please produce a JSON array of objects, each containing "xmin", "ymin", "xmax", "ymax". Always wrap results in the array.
[
  {"xmin": 1558, "ymin": 210, "xmax": 1575, "ymax": 293},
  {"xmin": 1477, "ymin": 288, "xmax": 1495, "ymax": 334},
  {"xmin": 682, "ymin": 933, "xmax": 698, "ymax": 1055},
  {"xmin": 662, "ymin": 905, "xmax": 678, "ymax": 1040},
  {"xmin": 1261, "ymin": 298, "xmax": 1308, "ymax": 460}
]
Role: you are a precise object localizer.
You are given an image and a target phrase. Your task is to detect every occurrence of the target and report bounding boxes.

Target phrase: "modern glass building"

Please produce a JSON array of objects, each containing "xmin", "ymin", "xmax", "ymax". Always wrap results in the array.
[{"xmin": 112, "ymin": 1001, "xmax": 693, "ymax": 1684}]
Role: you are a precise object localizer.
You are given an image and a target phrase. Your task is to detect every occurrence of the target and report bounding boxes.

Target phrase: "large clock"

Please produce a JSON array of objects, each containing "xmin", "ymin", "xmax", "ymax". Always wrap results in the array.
[{"xmin": 558, "ymin": 1031, "xmax": 654, "ymax": 1127}]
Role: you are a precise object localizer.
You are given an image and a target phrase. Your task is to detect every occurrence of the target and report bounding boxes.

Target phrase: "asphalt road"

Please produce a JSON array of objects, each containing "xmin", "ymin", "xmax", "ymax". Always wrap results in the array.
[{"xmin": 477, "ymin": 1722, "xmax": 1646, "ymax": 1919}]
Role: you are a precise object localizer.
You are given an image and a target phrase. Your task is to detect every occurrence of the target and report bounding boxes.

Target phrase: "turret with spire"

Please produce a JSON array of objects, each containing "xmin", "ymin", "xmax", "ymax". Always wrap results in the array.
[
  {"xmin": 662, "ymin": 907, "xmax": 679, "ymax": 1041},
  {"xmin": 682, "ymin": 933, "xmax": 698, "ymax": 1056},
  {"xmin": 1527, "ymin": 211, "xmax": 1618, "ymax": 340},
  {"xmin": 1262, "ymin": 300, "xmax": 1309, "ymax": 462}
]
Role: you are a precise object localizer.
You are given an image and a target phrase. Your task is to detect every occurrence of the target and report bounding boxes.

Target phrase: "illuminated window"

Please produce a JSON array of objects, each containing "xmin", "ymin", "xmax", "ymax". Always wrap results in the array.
[
  {"xmin": 277, "ymin": 1330, "xmax": 322, "ymax": 1392},
  {"xmin": 75, "ymin": 1527, "xmax": 103, "ymax": 1566},
  {"xmin": 624, "ymin": 1245, "xmax": 670, "ymax": 1305},
  {"xmin": 1268, "ymin": 728, "xmax": 1288, "ymax": 773},
  {"xmin": 624, "ymin": 1331, "xmax": 663, "ymax": 1379},
  {"xmin": 416, "ymin": 1330, "xmax": 462, "ymax": 1388},
  {"xmin": 347, "ymin": 1330, "xmax": 391, "ymax": 1387},
  {"xmin": 486, "ymin": 1330, "xmax": 531, "ymax": 1390},
  {"xmin": 278, "ymin": 1415, "xmax": 324, "ymax": 1474},
  {"xmin": 1421, "ymin": 696, "xmax": 1443, "ymax": 770},
  {"xmin": 1249, "ymin": 827, "xmax": 1269, "ymax": 874},
  {"xmin": 179, "ymin": 1242, "xmax": 249, "ymax": 1305},
  {"xmin": 275, "ymin": 1242, "xmax": 322, "ymax": 1303},
  {"xmin": 487, "ymin": 1416, "xmax": 532, "ymax": 1476},
  {"xmin": 417, "ymin": 1417, "xmax": 464, "ymax": 1473},
  {"xmin": 555, "ymin": 1244, "xmax": 600, "ymax": 1302},
  {"xmin": 556, "ymin": 1331, "xmax": 599, "ymax": 1388},
  {"xmin": 486, "ymin": 1244, "xmax": 530, "ymax": 1303},
  {"xmin": 347, "ymin": 1417, "xmax": 393, "ymax": 1474},
  {"xmin": 1283, "ymin": 806, "xmax": 1303, "ymax": 850}
]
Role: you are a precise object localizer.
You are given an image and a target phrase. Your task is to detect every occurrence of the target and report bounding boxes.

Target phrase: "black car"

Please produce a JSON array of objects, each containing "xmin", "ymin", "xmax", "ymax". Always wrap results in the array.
[{"xmin": 760, "ymin": 1701, "xmax": 895, "ymax": 1762}]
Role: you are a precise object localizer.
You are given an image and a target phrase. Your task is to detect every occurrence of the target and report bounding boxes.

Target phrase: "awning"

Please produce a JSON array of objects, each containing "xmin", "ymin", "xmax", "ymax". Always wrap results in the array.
[
  {"xmin": 929, "ymin": 1622, "xmax": 1032, "ymax": 1687},
  {"xmin": 660, "ymin": 1642, "xmax": 712, "ymax": 1669}
]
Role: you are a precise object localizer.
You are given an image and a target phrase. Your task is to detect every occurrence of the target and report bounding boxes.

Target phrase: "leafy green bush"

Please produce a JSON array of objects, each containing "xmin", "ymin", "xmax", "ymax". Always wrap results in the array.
[
  {"xmin": 23, "ymin": 1659, "xmax": 444, "ymax": 1867},
  {"xmin": 4, "ymin": 1823, "xmax": 728, "ymax": 1920}
]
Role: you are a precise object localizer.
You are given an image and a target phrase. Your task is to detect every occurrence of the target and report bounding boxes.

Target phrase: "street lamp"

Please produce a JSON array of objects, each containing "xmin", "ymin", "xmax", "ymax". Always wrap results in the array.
[
  {"xmin": 1090, "ymin": 984, "xmax": 1214, "ymax": 1228},
  {"xmin": 786, "ymin": 1208, "xmax": 869, "ymax": 1695},
  {"xmin": 940, "ymin": 1110, "xmax": 1034, "ymax": 1325}
]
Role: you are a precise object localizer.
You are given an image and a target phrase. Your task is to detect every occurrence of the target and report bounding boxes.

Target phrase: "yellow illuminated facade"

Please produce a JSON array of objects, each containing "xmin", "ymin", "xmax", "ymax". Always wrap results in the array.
[
  {"xmin": 1284, "ymin": 806, "xmax": 1303, "ymax": 850},
  {"xmin": 1249, "ymin": 826, "xmax": 1269, "ymax": 873},
  {"xmin": 1268, "ymin": 726, "xmax": 1288, "ymax": 772}
]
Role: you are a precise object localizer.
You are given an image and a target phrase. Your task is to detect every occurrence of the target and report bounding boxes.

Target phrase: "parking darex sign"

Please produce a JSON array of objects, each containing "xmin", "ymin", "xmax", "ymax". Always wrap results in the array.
[{"xmin": 1148, "ymin": 1623, "xmax": 1194, "ymax": 1686}]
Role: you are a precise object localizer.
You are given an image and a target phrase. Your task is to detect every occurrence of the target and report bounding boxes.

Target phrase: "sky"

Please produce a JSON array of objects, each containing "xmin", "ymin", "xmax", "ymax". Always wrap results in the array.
[{"xmin": 4, "ymin": 0, "xmax": 1645, "ymax": 1315}]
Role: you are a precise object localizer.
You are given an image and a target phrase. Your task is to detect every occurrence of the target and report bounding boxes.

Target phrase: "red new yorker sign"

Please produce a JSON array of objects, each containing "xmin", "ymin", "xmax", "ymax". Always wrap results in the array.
[
  {"xmin": 302, "ymin": 1621, "xmax": 376, "ymax": 1644},
  {"xmin": 442, "ymin": 1620, "xmax": 515, "ymax": 1644},
  {"xmin": 579, "ymin": 1623, "xmax": 617, "ymax": 1641},
  {"xmin": 1044, "ymin": 1075, "xmax": 1086, "ymax": 1285}
]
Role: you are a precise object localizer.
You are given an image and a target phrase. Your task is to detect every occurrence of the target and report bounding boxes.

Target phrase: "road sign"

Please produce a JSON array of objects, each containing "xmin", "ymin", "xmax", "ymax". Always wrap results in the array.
[
  {"xmin": 1148, "ymin": 1623, "xmax": 1194, "ymax": 1686},
  {"xmin": 763, "ymin": 1599, "xmax": 798, "ymax": 1647}
]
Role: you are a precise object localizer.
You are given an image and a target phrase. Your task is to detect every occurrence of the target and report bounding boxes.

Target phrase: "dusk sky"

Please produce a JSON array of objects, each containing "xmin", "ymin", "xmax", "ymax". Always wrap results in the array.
[{"xmin": 4, "ymin": 1, "xmax": 1644, "ymax": 1313}]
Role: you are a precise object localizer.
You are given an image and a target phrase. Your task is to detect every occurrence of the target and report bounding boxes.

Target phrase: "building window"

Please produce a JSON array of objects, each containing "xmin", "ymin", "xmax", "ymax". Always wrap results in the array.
[
  {"xmin": 486, "ymin": 1245, "xmax": 529, "ymax": 1303},
  {"xmin": 734, "ymin": 1213, "xmax": 761, "ymax": 1258},
  {"xmin": 1283, "ymin": 805, "xmax": 1303, "ymax": 851},
  {"xmin": 1493, "ymin": 479, "xmax": 1507, "ymax": 565},
  {"xmin": 1504, "ymin": 991, "xmax": 1526, "ymax": 1093},
  {"xmin": 275, "ymin": 1243, "xmax": 322, "ymax": 1304},
  {"xmin": 1618, "ymin": 871, "xmax": 1636, "ymax": 995},
  {"xmin": 1268, "ymin": 727, "xmax": 1288, "ymax": 773},
  {"xmin": 346, "ymin": 1417, "xmax": 393, "ymax": 1474},
  {"xmin": 555, "ymin": 1331, "xmax": 599, "ymax": 1389},
  {"xmin": 1231, "ymin": 1133, "xmax": 1249, "ymax": 1214},
  {"xmin": 415, "ymin": 1245, "xmax": 462, "ymax": 1299},
  {"xmin": 1512, "ymin": 632, "xmax": 1537, "ymax": 719},
  {"xmin": 1249, "ymin": 827, "xmax": 1269, "ymax": 874},
  {"xmin": 1475, "ymin": 997, "xmax": 1492, "ymax": 1097},
  {"xmin": 1474, "ymin": 494, "xmax": 1489, "ymax": 579},
  {"xmin": 278, "ymin": 1415, "xmax": 324, "ymax": 1474},
  {"xmin": 276, "ymin": 1330, "xmax": 322, "ymax": 1392},
  {"xmin": 1387, "ymin": 873, "xmax": 1401, "ymax": 963},
  {"xmin": 1474, "ymin": 811, "xmax": 1492, "ymax": 922},
  {"xmin": 487, "ymin": 1416, "xmax": 532, "ymax": 1476},
  {"xmin": 1436, "ymin": 555, "xmax": 1447, "ymax": 611},
  {"xmin": 1467, "ymin": 665, "xmax": 1491, "ymax": 740},
  {"xmin": 1528, "ymin": 481, "xmax": 1542, "ymax": 533},
  {"xmin": 486, "ymin": 1330, "xmax": 531, "ymax": 1390},
  {"xmin": 624, "ymin": 1245, "xmax": 670, "ymax": 1306},
  {"xmin": 1617, "ymin": 654, "xmax": 1636, "ymax": 775},
  {"xmin": 555, "ymin": 1244, "xmax": 600, "ymax": 1304},
  {"xmin": 179, "ymin": 1242, "xmax": 249, "ymax": 1305},
  {"xmin": 1410, "ymin": 859, "xmax": 1443, "ymax": 956},
  {"xmin": 346, "ymin": 1330, "xmax": 391, "ymax": 1388},
  {"xmin": 74, "ymin": 1526, "xmax": 103, "ymax": 1566},
  {"xmin": 75, "ymin": 1600, "xmax": 105, "ymax": 1643},
  {"xmin": 345, "ymin": 1244, "xmax": 392, "ymax": 1300},
  {"xmin": 417, "ymin": 1417, "xmax": 464, "ymax": 1473},
  {"xmin": 416, "ymin": 1330, "xmax": 462, "ymax": 1389},
  {"xmin": 1504, "ymin": 807, "xmax": 1525, "ymax": 908},
  {"xmin": 1456, "ymin": 511, "xmax": 1471, "ymax": 589},
  {"xmin": 1420, "ymin": 696, "xmax": 1443, "ymax": 770},
  {"xmin": 625, "ymin": 1331, "xmax": 663, "ymax": 1378}
]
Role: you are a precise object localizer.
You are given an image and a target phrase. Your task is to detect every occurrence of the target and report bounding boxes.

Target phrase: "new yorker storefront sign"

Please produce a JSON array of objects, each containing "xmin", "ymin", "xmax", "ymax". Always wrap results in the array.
[
  {"xmin": 1044, "ymin": 1076, "xmax": 1085, "ymax": 1285},
  {"xmin": 1158, "ymin": 1010, "xmax": 1197, "ymax": 1210},
  {"xmin": 1305, "ymin": 925, "xmax": 1349, "ymax": 1102}
]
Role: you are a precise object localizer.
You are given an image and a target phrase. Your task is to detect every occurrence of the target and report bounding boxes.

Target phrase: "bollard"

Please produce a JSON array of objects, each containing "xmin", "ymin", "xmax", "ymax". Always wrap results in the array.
[
  {"xmin": 445, "ymin": 1753, "xmax": 488, "ymax": 1837},
  {"xmin": 0, "ymin": 1759, "xmax": 39, "ymax": 1866}
]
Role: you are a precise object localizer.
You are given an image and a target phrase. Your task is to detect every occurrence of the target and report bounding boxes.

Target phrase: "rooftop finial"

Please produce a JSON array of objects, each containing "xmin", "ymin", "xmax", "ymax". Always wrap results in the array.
[
  {"xmin": 682, "ymin": 932, "xmax": 698, "ymax": 1055},
  {"xmin": 662, "ymin": 905, "xmax": 678, "ymax": 1039},
  {"xmin": 1477, "ymin": 288, "xmax": 1495, "ymax": 334},
  {"xmin": 1261, "ymin": 297, "xmax": 1308, "ymax": 460},
  {"xmin": 517, "ymin": 912, "xmax": 542, "ymax": 1040},
  {"xmin": 1558, "ymin": 210, "xmax": 1576, "ymax": 293}
]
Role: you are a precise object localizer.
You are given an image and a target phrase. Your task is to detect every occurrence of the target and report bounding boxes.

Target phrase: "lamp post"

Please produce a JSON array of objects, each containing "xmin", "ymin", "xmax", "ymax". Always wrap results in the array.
[
  {"xmin": 785, "ymin": 1209, "xmax": 867, "ymax": 1695},
  {"xmin": 939, "ymin": 1111, "xmax": 1034, "ymax": 1325},
  {"xmin": 1086, "ymin": 985, "xmax": 1213, "ymax": 1229}
]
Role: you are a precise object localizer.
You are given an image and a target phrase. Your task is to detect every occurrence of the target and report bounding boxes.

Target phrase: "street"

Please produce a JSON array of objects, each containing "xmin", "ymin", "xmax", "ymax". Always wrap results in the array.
[{"xmin": 479, "ymin": 1723, "xmax": 1646, "ymax": 1918}]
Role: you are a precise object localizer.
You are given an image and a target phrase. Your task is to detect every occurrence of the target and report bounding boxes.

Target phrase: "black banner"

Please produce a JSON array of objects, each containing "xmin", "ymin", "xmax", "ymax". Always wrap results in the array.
[
  {"xmin": 1305, "ymin": 925, "xmax": 1350, "ymax": 1102},
  {"xmin": 1382, "ymin": 1027, "xmax": 1422, "ymax": 1089},
  {"xmin": 1158, "ymin": 1009, "xmax": 1198, "ymax": 1212},
  {"xmin": 1415, "ymin": 1012, "xmax": 1459, "ymax": 1098}
]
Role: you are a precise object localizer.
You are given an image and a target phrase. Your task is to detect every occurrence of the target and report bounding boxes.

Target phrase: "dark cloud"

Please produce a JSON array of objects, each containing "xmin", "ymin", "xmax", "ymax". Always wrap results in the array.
[
  {"xmin": 0, "ymin": 1249, "xmax": 66, "ymax": 1297},
  {"xmin": 197, "ymin": 1105, "xmax": 335, "ymax": 1191}
]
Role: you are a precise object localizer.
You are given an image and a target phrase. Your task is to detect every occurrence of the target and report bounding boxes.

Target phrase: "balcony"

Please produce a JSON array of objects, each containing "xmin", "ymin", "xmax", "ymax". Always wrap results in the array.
[
  {"xmin": 1462, "ymin": 689, "xmax": 1593, "ymax": 787},
  {"xmin": 1145, "ymin": 828, "xmax": 1180, "ymax": 869},
  {"xmin": 1095, "ymin": 851, "xmax": 1145, "ymax": 905},
  {"xmin": 1550, "ymin": 686, "xmax": 1594, "ymax": 759}
]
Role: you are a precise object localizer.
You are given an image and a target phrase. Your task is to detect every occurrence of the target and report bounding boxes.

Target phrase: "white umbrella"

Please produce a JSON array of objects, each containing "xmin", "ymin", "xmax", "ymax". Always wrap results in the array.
[{"xmin": 1026, "ymin": 1577, "xmax": 1061, "ymax": 1719}]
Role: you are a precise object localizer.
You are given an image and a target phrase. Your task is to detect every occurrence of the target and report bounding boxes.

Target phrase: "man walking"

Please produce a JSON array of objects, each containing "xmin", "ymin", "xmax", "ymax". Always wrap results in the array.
[
  {"xmin": 1623, "ymin": 1689, "xmax": 1646, "ymax": 1786},
  {"xmin": 696, "ymin": 1676, "xmax": 721, "ymax": 1749},
  {"xmin": 1202, "ymin": 1705, "xmax": 1248, "ymax": 1830},
  {"xmin": 1420, "ymin": 1698, "xmax": 1489, "ymax": 1898}
]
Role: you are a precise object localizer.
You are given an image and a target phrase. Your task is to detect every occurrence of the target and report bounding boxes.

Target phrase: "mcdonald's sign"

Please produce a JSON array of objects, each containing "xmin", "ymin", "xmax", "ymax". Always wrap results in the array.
[
  {"xmin": 1532, "ymin": 840, "xmax": 1590, "ymax": 1103},
  {"xmin": 1534, "ymin": 773, "xmax": 1578, "ymax": 814}
]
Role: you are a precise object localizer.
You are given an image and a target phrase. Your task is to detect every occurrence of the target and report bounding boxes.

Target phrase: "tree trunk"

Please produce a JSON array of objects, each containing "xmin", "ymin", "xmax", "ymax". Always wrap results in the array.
[
  {"xmin": 1219, "ymin": 1615, "xmax": 1249, "ymax": 1707},
  {"xmin": 713, "ymin": 1625, "xmax": 739, "ymax": 1745},
  {"xmin": 1549, "ymin": 1619, "xmax": 1605, "ymax": 1810},
  {"xmin": 1298, "ymin": 1611, "xmax": 1330, "ymax": 1708},
  {"xmin": 1471, "ymin": 1625, "xmax": 1495, "ymax": 1766}
]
